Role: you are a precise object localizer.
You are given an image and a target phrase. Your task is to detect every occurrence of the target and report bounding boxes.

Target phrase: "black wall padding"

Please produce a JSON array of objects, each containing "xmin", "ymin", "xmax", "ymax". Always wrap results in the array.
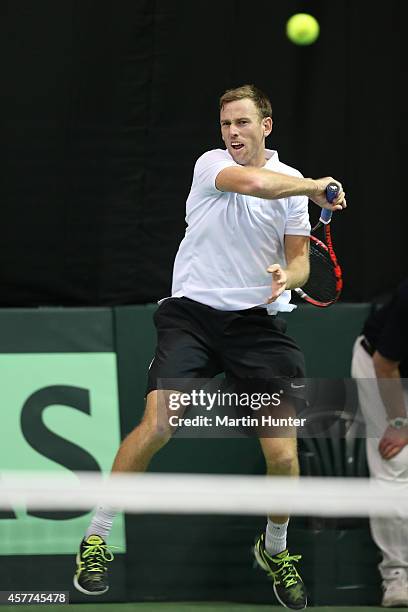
[{"xmin": 3, "ymin": 0, "xmax": 407, "ymax": 306}]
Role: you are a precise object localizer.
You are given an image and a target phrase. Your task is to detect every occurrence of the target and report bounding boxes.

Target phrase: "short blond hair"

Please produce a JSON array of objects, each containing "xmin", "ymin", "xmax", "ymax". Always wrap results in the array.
[{"xmin": 219, "ymin": 84, "xmax": 272, "ymax": 120}]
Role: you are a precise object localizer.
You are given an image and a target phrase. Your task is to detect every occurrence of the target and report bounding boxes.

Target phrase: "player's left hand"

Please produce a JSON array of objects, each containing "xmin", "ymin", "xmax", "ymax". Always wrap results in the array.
[
  {"xmin": 266, "ymin": 264, "xmax": 287, "ymax": 303},
  {"xmin": 378, "ymin": 425, "xmax": 408, "ymax": 460}
]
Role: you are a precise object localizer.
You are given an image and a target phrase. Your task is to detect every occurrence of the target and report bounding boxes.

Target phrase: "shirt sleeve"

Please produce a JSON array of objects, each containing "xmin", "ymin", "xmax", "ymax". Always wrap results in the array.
[
  {"xmin": 193, "ymin": 150, "xmax": 236, "ymax": 195},
  {"xmin": 376, "ymin": 282, "xmax": 408, "ymax": 362},
  {"xmin": 285, "ymin": 195, "xmax": 311, "ymax": 236}
]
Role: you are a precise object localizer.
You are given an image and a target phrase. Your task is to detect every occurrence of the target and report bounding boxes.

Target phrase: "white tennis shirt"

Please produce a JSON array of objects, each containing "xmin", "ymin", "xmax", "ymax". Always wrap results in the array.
[{"xmin": 163, "ymin": 148, "xmax": 310, "ymax": 314}]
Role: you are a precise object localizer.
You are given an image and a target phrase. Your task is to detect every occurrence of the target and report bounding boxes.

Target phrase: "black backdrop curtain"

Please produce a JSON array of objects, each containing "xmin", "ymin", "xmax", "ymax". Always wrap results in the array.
[{"xmin": 3, "ymin": 0, "xmax": 407, "ymax": 306}]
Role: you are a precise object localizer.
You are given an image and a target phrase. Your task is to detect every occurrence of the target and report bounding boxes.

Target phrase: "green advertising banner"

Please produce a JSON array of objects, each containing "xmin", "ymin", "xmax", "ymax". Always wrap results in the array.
[{"xmin": 0, "ymin": 353, "xmax": 125, "ymax": 555}]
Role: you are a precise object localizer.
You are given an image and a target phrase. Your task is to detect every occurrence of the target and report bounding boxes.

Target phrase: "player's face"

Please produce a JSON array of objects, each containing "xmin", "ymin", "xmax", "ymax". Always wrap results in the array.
[{"xmin": 220, "ymin": 99, "xmax": 272, "ymax": 167}]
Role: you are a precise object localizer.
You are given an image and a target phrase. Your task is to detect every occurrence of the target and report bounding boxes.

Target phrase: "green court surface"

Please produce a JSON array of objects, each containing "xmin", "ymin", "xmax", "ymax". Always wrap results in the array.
[{"xmin": 1, "ymin": 605, "xmax": 405, "ymax": 612}]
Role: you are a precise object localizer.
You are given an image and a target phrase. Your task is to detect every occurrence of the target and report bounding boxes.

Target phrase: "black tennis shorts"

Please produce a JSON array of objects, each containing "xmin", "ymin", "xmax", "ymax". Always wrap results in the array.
[{"xmin": 146, "ymin": 297, "xmax": 306, "ymax": 403}]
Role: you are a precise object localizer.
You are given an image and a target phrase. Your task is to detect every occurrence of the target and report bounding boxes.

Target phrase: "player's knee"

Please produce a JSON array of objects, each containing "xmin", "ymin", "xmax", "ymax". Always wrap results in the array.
[
  {"xmin": 266, "ymin": 452, "xmax": 298, "ymax": 476},
  {"xmin": 153, "ymin": 425, "xmax": 172, "ymax": 448},
  {"xmin": 141, "ymin": 418, "xmax": 172, "ymax": 449}
]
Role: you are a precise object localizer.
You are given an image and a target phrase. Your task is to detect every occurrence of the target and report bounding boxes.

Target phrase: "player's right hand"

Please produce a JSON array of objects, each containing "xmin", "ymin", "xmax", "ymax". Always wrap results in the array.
[{"xmin": 309, "ymin": 177, "xmax": 347, "ymax": 211}]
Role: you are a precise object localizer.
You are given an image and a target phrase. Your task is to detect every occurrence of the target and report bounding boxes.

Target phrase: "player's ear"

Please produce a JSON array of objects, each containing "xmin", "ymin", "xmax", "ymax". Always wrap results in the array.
[{"xmin": 263, "ymin": 117, "xmax": 273, "ymax": 137}]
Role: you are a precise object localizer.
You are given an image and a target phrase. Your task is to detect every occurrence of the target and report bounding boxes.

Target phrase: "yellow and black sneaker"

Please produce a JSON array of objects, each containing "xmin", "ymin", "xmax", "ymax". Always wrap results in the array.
[
  {"xmin": 73, "ymin": 534, "xmax": 114, "ymax": 596},
  {"xmin": 253, "ymin": 533, "xmax": 307, "ymax": 609}
]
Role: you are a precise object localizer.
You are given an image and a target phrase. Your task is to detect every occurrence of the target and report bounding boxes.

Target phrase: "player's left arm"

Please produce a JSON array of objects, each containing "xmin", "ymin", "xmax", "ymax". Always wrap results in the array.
[
  {"xmin": 266, "ymin": 235, "xmax": 310, "ymax": 303},
  {"xmin": 374, "ymin": 352, "xmax": 408, "ymax": 459}
]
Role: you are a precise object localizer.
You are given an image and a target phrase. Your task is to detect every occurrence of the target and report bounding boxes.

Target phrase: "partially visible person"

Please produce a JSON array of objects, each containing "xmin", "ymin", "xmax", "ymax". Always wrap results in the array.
[{"xmin": 351, "ymin": 277, "xmax": 408, "ymax": 608}]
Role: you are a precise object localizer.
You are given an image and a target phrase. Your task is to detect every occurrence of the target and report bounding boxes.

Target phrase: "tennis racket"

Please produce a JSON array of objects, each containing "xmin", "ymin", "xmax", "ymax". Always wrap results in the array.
[{"xmin": 294, "ymin": 182, "xmax": 343, "ymax": 307}]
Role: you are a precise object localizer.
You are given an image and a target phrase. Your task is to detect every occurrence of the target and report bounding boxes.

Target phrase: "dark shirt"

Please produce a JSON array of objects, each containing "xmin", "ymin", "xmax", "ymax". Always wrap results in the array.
[{"xmin": 363, "ymin": 278, "xmax": 408, "ymax": 377}]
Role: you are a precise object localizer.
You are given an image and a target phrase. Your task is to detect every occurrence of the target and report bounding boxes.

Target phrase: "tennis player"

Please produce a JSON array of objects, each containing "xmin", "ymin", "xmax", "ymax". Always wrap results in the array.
[{"xmin": 74, "ymin": 84, "xmax": 346, "ymax": 609}]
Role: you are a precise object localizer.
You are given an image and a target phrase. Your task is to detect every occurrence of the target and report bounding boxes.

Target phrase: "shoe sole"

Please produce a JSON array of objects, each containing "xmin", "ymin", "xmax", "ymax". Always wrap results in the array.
[
  {"xmin": 253, "ymin": 543, "xmax": 307, "ymax": 610},
  {"xmin": 73, "ymin": 554, "xmax": 109, "ymax": 596}
]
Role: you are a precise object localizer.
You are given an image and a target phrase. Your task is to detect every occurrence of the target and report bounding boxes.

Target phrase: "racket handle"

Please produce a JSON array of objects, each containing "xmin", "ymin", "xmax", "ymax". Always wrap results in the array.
[{"xmin": 319, "ymin": 182, "xmax": 339, "ymax": 225}]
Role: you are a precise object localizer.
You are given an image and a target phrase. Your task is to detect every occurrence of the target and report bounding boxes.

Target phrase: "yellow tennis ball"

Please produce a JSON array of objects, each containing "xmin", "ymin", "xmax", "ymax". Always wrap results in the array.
[{"xmin": 286, "ymin": 13, "xmax": 320, "ymax": 46}]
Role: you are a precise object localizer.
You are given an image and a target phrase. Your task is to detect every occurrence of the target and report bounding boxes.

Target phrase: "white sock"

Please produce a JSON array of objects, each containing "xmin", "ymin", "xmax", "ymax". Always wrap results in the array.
[
  {"xmin": 265, "ymin": 518, "xmax": 289, "ymax": 556},
  {"xmin": 85, "ymin": 506, "xmax": 117, "ymax": 541}
]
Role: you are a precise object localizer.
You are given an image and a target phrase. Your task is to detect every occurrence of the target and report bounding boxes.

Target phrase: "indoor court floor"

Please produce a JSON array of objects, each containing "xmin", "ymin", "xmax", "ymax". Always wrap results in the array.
[{"xmin": 2, "ymin": 604, "xmax": 406, "ymax": 612}]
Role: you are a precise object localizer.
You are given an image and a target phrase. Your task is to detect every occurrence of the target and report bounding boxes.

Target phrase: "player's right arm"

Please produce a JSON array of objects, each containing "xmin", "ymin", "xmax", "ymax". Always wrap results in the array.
[{"xmin": 215, "ymin": 166, "xmax": 346, "ymax": 211}]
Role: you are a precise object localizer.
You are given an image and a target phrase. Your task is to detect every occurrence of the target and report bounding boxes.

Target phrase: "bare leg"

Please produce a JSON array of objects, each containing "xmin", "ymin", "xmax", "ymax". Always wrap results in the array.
[
  {"xmin": 112, "ymin": 389, "xmax": 180, "ymax": 473},
  {"xmin": 258, "ymin": 401, "xmax": 299, "ymax": 524}
]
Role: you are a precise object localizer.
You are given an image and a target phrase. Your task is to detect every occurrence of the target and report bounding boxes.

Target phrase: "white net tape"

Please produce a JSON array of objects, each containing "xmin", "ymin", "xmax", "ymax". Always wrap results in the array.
[{"xmin": 1, "ymin": 471, "xmax": 407, "ymax": 517}]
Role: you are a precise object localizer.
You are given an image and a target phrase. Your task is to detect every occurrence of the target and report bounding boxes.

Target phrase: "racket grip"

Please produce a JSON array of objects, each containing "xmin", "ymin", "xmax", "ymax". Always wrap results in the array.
[{"xmin": 319, "ymin": 182, "xmax": 339, "ymax": 225}]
